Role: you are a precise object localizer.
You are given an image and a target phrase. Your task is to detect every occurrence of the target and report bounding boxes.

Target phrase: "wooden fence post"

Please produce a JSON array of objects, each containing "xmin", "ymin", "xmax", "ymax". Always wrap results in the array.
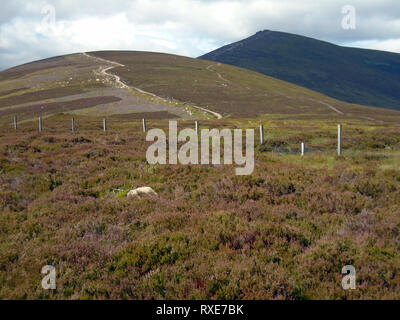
[
  {"xmin": 338, "ymin": 124, "xmax": 342, "ymax": 156},
  {"xmin": 195, "ymin": 121, "xmax": 199, "ymax": 134},
  {"xmin": 260, "ymin": 124, "xmax": 264, "ymax": 144},
  {"xmin": 39, "ymin": 117, "xmax": 43, "ymax": 132},
  {"xmin": 301, "ymin": 142, "xmax": 306, "ymax": 156},
  {"xmin": 72, "ymin": 118, "xmax": 75, "ymax": 133},
  {"xmin": 143, "ymin": 118, "xmax": 147, "ymax": 133},
  {"xmin": 103, "ymin": 119, "xmax": 107, "ymax": 132},
  {"xmin": 14, "ymin": 116, "xmax": 17, "ymax": 131}
]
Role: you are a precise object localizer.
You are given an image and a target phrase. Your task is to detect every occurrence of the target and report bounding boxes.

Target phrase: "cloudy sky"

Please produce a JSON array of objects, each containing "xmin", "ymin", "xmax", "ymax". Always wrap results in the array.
[{"xmin": 0, "ymin": 0, "xmax": 399, "ymax": 70}]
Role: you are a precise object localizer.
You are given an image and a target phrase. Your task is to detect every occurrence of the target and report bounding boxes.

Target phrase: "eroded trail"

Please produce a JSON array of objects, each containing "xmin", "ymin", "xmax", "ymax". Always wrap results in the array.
[
  {"xmin": 306, "ymin": 98, "xmax": 344, "ymax": 115},
  {"xmin": 82, "ymin": 52, "xmax": 223, "ymax": 119},
  {"xmin": 274, "ymin": 90, "xmax": 344, "ymax": 115},
  {"xmin": 206, "ymin": 63, "xmax": 231, "ymax": 84},
  {"xmin": 206, "ymin": 62, "xmax": 346, "ymax": 116}
]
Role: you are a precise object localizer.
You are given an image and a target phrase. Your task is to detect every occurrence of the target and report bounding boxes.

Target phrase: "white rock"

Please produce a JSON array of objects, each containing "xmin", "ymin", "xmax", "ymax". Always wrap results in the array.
[{"xmin": 127, "ymin": 187, "xmax": 158, "ymax": 199}]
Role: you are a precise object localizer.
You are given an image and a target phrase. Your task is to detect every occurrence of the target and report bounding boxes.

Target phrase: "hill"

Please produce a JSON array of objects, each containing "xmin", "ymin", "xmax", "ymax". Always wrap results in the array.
[
  {"xmin": 1, "ymin": 51, "xmax": 399, "ymax": 124},
  {"xmin": 0, "ymin": 53, "xmax": 191, "ymax": 124},
  {"xmin": 200, "ymin": 30, "xmax": 400, "ymax": 111}
]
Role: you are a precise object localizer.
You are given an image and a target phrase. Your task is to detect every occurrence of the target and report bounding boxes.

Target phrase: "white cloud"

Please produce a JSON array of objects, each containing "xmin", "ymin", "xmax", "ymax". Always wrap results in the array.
[
  {"xmin": 0, "ymin": 0, "xmax": 399, "ymax": 70},
  {"xmin": 347, "ymin": 39, "xmax": 400, "ymax": 53}
]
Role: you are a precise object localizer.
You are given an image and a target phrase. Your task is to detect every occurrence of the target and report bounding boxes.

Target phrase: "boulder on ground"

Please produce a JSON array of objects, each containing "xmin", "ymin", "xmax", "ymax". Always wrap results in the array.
[{"xmin": 127, "ymin": 187, "xmax": 158, "ymax": 199}]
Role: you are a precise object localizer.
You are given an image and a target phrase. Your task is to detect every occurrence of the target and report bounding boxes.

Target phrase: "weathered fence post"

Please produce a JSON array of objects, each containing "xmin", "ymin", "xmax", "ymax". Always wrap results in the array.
[
  {"xmin": 143, "ymin": 118, "xmax": 147, "ymax": 133},
  {"xmin": 14, "ymin": 116, "xmax": 17, "ymax": 131},
  {"xmin": 338, "ymin": 124, "xmax": 342, "ymax": 156},
  {"xmin": 39, "ymin": 116, "xmax": 43, "ymax": 132},
  {"xmin": 72, "ymin": 118, "xmax": 75, "ymax": 133},
  {"xmin": 260, "ymin": 124, "xmax": 264, "ymax": 144},
  {"xmin": 195, "ymin": 120, "xmax": 199, "ymax": 134},
  {"xmin": 301, "ymin": 142, "xmax": 306, "ymax": 156},
  {"xmin": 103, "ymin": 119, "xmax": 107, "ymax": 132}
]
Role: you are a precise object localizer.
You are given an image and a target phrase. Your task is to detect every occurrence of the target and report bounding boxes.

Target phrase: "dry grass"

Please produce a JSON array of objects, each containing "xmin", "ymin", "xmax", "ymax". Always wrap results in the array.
[
  {"xmin": 110, "ymin": 112, "xmax": 179, "ymax": 120},
  {"xmin": 0, "ymin": 97, "xmax": 122, "ymax": 121},
  {"xmin": 0, "ymin": 56, "xmax": 76, "ymax": 81},
  {"xmin": 0, "ymin": 87, "xmax": 85, "ymax": 109},
  {"xmin": 0, "ymin": 88, "xmax": 30, "ymax": 98}
]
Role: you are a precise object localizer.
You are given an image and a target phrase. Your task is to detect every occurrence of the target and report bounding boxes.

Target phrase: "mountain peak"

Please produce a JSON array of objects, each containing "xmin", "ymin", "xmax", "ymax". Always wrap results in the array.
[
  {"xmin": 255, "ymin": 29, "xmax": 271, "ymax": 34},
  {"xmin": 200, "ymin": 31, "xmax": 400, "ymax": 110}
]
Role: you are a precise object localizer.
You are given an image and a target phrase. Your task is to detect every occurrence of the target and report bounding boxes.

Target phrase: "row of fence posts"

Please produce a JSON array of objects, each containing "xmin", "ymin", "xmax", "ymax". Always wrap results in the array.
[
  {"xmin": 260, "ymin": 124, "xmax": 343, "ymax": 156},
  {"xmin": 12, "ymin": 116, "xmax": 343, "ymax": 156}
]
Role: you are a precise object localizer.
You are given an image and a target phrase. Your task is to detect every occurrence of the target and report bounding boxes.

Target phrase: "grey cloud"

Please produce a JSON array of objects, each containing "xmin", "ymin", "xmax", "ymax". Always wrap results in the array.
[{"xmin": 0, "ymin": 0, "xmax": 399, "ymax": 70}]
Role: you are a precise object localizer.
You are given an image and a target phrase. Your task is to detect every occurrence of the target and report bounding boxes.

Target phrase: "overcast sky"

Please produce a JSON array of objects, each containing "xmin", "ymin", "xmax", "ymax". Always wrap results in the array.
[{"xmin": 0, "ymin": 0, "xmax": 399, "ymax": 70}]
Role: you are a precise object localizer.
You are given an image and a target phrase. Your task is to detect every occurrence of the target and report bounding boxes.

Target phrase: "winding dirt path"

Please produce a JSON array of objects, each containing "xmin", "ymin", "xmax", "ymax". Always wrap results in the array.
[
  {"xmin": 82, "ymin": 52, "xmax": 223, "ymax": 119},
  {"xmin": 275, "ymin": 90, "xmax": 344, "ymax": 115},
  {"xmin": 206, "ymin": 63, "xmax": 231, "ymax": 84},
  {"xmin": 187, "ymin": 104, "xmax": 223, "ymax": 119},
  {"xmin": 100, "ymin": 66, "xmax": 129, "ymax": 89},
  {"xmin": 306, "ymin": 98, "xmax": 344, "ymax": 115}
]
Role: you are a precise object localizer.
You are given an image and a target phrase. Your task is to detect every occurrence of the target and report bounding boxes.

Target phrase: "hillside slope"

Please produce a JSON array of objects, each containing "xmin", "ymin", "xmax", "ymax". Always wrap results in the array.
[
  {"xmin": 200, "ymin": 30, "xmax": 400, "ymax": 111},
  {"xmin": 90, "ymin": 51, "xmax": 400, "ymax": 121},
  {"xmin": 0, "ymin": 51, "xmax": 399, "ymax": 123},
  {"xmin": 0, "ymin": 53, "xmax": 190, "ymax": 124}
]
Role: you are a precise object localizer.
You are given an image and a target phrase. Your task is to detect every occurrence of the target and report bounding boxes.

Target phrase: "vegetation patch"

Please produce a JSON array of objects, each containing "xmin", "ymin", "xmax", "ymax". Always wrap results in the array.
[
  {"xmin": 0, "ymin": 96, "xmax": 122, "ymax": 120},
  {"xmin": 0, "ymin": 114, "xmax": 399, "ymax": 299}
]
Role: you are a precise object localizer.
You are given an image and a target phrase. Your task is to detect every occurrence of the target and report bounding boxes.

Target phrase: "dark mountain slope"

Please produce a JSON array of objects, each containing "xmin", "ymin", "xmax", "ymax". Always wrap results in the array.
[{"xmin": 200, "ymin": 30, "xmax": 400, "ymax": 110}]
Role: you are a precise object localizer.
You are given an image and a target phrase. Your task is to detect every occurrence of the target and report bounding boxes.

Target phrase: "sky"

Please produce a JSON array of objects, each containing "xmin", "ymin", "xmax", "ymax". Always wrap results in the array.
[{"xmin": 0, "ymin": 0, "xmax": 399, "ymax": 70}]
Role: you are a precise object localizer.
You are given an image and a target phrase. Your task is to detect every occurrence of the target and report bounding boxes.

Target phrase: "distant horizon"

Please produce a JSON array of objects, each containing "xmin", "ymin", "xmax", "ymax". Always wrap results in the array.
[{"xmin": 2, "ymin": 29, "xmax": 400, "ymax": 72}]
